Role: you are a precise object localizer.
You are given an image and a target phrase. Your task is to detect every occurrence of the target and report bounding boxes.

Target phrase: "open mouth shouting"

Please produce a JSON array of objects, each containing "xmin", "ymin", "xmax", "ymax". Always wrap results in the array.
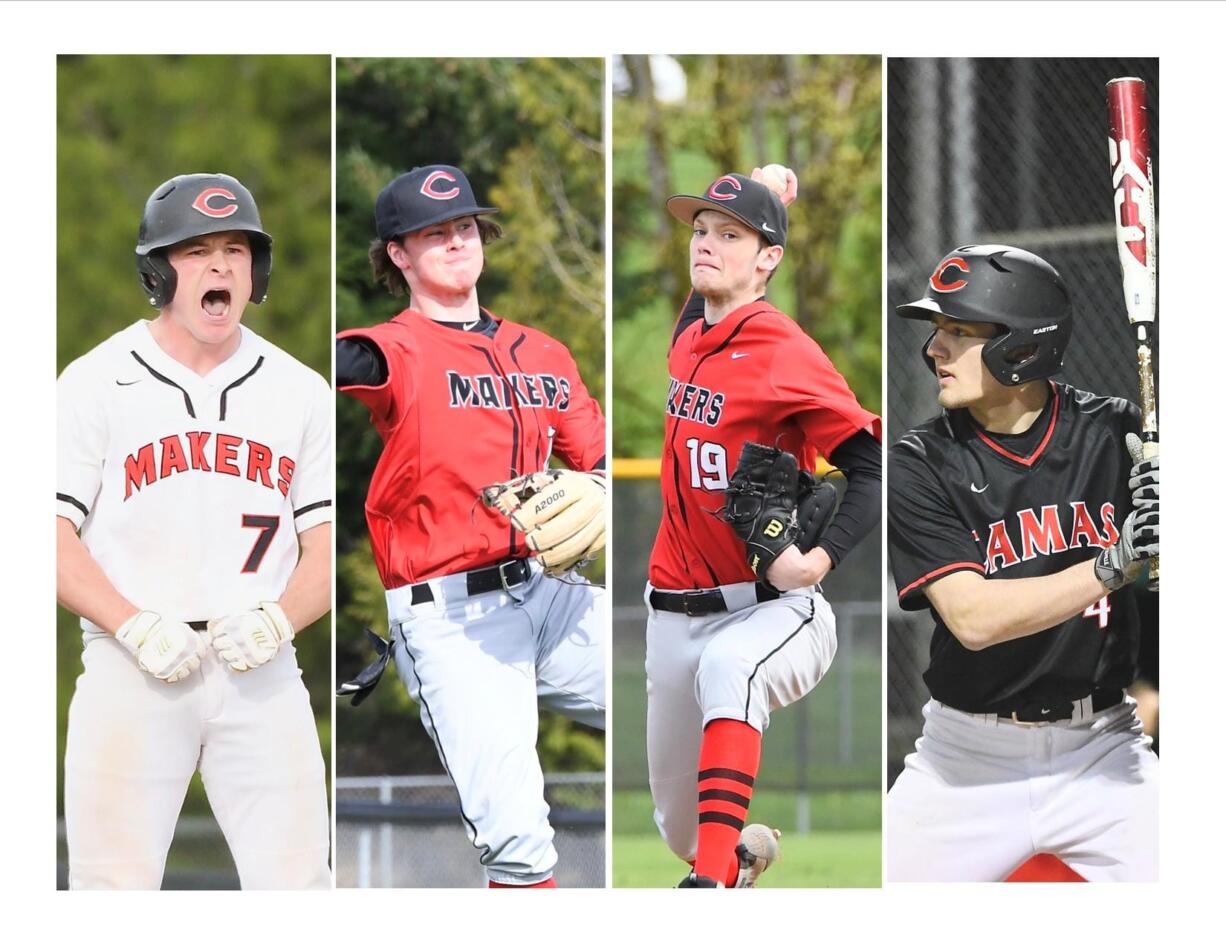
[{"xmin": 202, "ymin": 288, "xmax": 232, "ymax": 322}]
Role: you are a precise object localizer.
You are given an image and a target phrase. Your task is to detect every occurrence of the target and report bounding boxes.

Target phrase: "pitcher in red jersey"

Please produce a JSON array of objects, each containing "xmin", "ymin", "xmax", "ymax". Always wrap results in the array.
[
  {"xmin": 645, "ymin": 170, "xmax": 882, "ymax": 887},
  {"xmin": 337, "ymin": 165, "xmax": 606, "ymax": 888}
]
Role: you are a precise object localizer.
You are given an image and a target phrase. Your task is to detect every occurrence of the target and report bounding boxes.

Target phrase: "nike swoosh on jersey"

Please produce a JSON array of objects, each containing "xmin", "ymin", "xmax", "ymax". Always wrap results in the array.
[
  {"xmin": 970, "ymin": 482, "xmax": 989, "ymax": 493},
  {"xmin": 731, "ymin": 352, "xmax": 750, "ymax": 360},
  {"xmin": 115, "ymin": 379, "xmax": 141, "ymax": 386}
]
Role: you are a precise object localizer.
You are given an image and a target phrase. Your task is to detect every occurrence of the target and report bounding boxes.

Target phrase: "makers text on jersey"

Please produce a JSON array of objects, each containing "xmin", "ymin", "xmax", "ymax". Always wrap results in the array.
[{"xmin": 124, "ymin": 431, "xmax": 296, "ymax": 500}]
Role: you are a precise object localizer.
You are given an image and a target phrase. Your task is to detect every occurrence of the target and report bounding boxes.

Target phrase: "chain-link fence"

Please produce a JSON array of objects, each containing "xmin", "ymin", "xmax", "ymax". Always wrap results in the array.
[
  {"xmin": 887, "ymin": 58, "xmax": 1159, "ymax": 786},
  {"xmin": 612, "ymin": 475, "xmax": 882, "ymax": 808},
  {"xmin": 336, "ymin": 773, "xmax": 605, "ymax": 888}
]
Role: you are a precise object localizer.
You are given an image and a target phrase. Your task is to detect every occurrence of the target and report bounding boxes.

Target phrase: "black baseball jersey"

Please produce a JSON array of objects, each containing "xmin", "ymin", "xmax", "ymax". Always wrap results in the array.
[{"xmin": 888, "ymin": 382, "xmax": 1140, "ymax": 714}]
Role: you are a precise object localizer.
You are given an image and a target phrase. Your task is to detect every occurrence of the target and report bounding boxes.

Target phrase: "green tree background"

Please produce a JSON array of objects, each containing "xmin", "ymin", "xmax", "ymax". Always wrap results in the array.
[
  {"xmin": 613, "ymin": 54, "xmax": 882, "ymax": 456},
  {"xmin": 56, "ymin": 55, "xmax": 332, "ymax": 821},
  {"xmin": 335, "ymin": 58, "xmax": 605, "ymax": 776}
]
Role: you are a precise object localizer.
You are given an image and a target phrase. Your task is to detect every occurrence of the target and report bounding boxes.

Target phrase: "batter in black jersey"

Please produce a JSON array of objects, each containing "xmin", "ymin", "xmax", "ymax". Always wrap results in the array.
[
  {"xmin": 886, "ymin": 245, "xmax": 1159, "ymax": 882},
  {"xmin": 892, "ymin": 382, "xmax": 1140, "ymax": 715}
]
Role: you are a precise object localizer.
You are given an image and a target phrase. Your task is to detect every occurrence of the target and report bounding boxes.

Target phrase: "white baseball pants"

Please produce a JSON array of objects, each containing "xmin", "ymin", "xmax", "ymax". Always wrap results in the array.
[
  {"xmin": 388, "ymin": 563, "xmax": 605, "ymax": 886},
  {"xmin": 64, "ymin": 636, "xmax": 330, "ymax": 889},
  {"xmin": 643, "ymin": 582, "xmax": 837, "ymax": 861},
  {"xmin": 887, "ymin": 697, "xmax": 1159, "ymax": 881}
]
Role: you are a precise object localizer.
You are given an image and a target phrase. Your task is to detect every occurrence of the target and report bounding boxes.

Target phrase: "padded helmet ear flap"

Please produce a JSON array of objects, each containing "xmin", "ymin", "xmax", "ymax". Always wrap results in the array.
[
  {"xmin": 137, "ymin": 252, "xmax": 178, "ymax": 308},
  {"xmin": 249, "ymin": 236, "xmax": 272, "ymax": 304},
  {"xmin": 921, "ymin": 328, "xmax": 938, "ymax": 377},
  {"xmin": 980, "ymin": 315, "xmax": 1073, "ymax": 385}
]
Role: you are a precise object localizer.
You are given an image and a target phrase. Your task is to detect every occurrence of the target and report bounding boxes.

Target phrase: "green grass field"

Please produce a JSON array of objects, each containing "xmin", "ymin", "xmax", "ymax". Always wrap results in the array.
[
  {"xmin": 612, "ymin": 789, "xmax": 881, "ymax": 888},
  {"xmin": 614, "ymin": 832, "xmax": 880, "ymax": 888}
]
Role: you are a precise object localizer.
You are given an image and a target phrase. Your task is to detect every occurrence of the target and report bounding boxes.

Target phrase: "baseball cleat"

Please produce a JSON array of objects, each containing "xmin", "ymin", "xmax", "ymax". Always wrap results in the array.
[
  {"xmin": 734, "ymin": 824, "xmax": 782, "ymax": 888},
  {"xmin": 677, "ymin": 872, "xmax": 723, "ymax": 888}
]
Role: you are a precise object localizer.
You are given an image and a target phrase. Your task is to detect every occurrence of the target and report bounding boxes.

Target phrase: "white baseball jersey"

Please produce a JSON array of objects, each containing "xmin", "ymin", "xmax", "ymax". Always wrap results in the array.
[{"xmin": 57, "ymin": 321, "xmax": 333, "ymax": 635}]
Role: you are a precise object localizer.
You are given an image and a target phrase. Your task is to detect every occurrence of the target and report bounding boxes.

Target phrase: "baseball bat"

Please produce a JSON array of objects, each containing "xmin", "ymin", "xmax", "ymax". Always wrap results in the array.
[{"xmin": 1106, "ymin": 77, "xmax": 1158, "ymax": 585}]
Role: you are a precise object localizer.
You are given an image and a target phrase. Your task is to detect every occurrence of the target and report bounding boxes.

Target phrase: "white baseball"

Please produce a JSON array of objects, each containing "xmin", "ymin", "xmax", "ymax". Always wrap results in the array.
[
  {"xmin": 741, "ymin": 822, "xmax": 781, "ymax": 863},
  {"xmin": 758, "ymin": 164, "xmax": 790, "ymax": 197}
]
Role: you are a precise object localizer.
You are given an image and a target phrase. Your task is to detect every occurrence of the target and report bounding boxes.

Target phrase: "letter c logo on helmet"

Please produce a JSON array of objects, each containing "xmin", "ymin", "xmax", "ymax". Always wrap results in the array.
[
  {"xmin": 420, "ymin": 170, "xmax": 461, "ymax": 201},
  {"xmin": 191, "ymin": 187, "xmax": 239, "ymax": 219},
  {"xmin": 929, "ymin": 256, "xmax": 970, "ymax": 293},
  {"xmin": 707, "ymin": 176, "xmax": 742, "ymax": 202}
]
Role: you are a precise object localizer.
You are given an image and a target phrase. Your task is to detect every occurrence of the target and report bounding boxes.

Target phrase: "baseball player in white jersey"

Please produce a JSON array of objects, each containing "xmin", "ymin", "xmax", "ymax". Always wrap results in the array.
[{"xmin": 56, "ymin": 173, "xmax": 332, "ymax": 889}]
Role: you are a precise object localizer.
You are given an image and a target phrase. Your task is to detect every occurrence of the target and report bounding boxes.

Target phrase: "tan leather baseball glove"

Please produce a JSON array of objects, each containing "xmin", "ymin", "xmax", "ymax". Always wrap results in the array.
[{"xmin": 481, "ymin": 469, "xmax": 606, "ymax": 577}]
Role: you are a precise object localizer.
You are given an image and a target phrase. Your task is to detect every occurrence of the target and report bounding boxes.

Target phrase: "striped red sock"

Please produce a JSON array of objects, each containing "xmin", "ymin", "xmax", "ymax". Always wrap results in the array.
[
  {"xmin": 488, "ymin": 877, "xmax": 558, "ymax": 888},
  {"xmin": 694, "ymin": 719, "xmax": 762, "ymax": 887}
]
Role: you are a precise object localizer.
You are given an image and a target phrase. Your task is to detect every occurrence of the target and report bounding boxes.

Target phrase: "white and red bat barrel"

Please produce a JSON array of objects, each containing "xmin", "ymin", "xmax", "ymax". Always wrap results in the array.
[{"xmin": 1106, "ymin": 77, "xmax": 1155, "ymax": 327}]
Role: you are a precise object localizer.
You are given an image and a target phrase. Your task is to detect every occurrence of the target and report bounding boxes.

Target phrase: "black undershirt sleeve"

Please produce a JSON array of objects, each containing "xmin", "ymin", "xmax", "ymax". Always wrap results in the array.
[
  {"xmin": 671, "ymin": 289, "xmax": 706, "ymax": 346},
  {"xmin": 336, "ymin": 337, "xmax": 388, "ymax": 388},
  {"xmin": 817, "ymin": 429, "xmax": 882, "ymax": 568}
]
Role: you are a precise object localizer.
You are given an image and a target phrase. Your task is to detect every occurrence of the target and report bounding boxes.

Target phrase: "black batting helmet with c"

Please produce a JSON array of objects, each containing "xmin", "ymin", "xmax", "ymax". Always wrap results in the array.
[
  {"xmin": 135, "ymin": 173, "xmax": 273, "ymax": 308},
  {"xmin": 897, "ymin": 244, "xmax": 1072, "ymax": 386}
]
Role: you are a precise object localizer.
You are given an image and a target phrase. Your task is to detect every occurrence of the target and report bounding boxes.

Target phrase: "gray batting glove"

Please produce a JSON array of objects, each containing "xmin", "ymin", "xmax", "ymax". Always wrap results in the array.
[
  {"xmin": 1125, "ymin": 432, "xmax": 1158, "ymax": 510},
  {"xmin": 1095, "ymin": 507, "xmax": 1158, "ymax": 591},
  {"xmin": 115, "ymin": 611, "xmax": 206, "ymax": 683}
]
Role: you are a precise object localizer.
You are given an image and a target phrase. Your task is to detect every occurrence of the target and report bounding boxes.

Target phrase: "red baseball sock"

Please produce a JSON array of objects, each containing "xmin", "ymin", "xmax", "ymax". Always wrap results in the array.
[
  {"xmin": 488, "ymin": 877, "xmax": 558, "ymax": 888},
  {"xmin": 693, "ymin": 718, "xmax": 762, "ymax": 887}
]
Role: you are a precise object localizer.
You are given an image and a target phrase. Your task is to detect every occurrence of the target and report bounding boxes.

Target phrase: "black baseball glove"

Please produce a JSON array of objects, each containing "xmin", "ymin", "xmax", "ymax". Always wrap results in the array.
[
  {"xmin": 795, "ymin": 471, "xmax": 839, "ymax": 554},
  {"xmin": 721, "ymin": 442, "xmax": 801, "ymax": 581},
  {"xmin": 337, "ymin": 628, "xmax": 392, "ymax": 707}
]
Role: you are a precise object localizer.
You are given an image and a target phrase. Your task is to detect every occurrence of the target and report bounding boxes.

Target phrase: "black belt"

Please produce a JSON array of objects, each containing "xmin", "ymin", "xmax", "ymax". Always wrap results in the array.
[
  {"xmin": 410, "ymin": 558, "xmax": 532, "ymax": 605},
  {"xmin": 649, "ymin": 583, "xmax": 780, "ymax": 617},
  {"xmin": 994, "ymin": 688, "xmax": 1124, "ymax": 724}
]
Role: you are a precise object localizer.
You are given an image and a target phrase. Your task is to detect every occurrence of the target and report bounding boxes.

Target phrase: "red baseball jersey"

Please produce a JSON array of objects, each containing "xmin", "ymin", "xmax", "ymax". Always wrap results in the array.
[
  {"xmin": 339, "ymin": 308, "xmax": 605, "ymax": 588},
  {"xmin": 648, "ymin": 299, "xmax": 880, "ymax": 591}
]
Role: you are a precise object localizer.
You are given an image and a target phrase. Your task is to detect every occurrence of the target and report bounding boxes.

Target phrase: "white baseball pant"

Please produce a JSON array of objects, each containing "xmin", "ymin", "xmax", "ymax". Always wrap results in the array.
[
  {"xmin": 388, "ymin": 562, "xmax": 605, "ymax": 886},
  {"xmin": 643, "ymin": 582, "xmax": 837, "ymax": 861},
  {"xmin": 887, "ymin": 697, "xmax": 1158, "ymax": 881},
  {"xmin": 64, "ymin": 636, "xmax": 330, "ymax": 889}
]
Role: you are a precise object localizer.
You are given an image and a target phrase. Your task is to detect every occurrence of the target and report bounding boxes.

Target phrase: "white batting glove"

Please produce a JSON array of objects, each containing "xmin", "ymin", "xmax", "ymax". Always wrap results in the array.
[
  {"xmin": 115, "ymin": 611, "xmax": 206, "ymax": 684},
  {"xmin": 208, "ymin": 602, "xmax": 295, "ymax": 672}
]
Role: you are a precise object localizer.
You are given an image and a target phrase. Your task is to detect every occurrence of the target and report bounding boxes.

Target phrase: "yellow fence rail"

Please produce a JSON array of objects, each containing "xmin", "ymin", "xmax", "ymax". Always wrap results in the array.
[{"xmin": 611, "ymin": 457, "xmax": 840, "ymax": 480}]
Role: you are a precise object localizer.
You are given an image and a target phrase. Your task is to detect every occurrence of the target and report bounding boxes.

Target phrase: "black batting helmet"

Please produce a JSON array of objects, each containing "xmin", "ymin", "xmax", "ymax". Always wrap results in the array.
[
  {"xmin": 897, "ymin": 245, "xmax": 1072, "ymax": 386},
  {"xmin": 135, "ymin": 173, "xmax": 273, "ymax": 308}
]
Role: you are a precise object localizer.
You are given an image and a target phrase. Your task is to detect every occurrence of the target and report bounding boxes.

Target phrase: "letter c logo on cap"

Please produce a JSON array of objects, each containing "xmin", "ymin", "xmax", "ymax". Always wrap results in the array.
[
  {"xmin": 420, "ymin": 171, "xmax": 461, "ymax": 201},
  {"xmin": 707, "ymin": 176, "xmax": 742, "ymax": 202}
]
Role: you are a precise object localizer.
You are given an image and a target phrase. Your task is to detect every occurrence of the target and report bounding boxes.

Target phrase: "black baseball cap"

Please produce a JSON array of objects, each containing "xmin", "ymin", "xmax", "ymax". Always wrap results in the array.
[
  {"xmin": 666, "ymin": 173, "xmax": 788, "ymax": 248},
  {"xmin": 375, "ymin": 165, "xmax": 498, "ymax": 241}
]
